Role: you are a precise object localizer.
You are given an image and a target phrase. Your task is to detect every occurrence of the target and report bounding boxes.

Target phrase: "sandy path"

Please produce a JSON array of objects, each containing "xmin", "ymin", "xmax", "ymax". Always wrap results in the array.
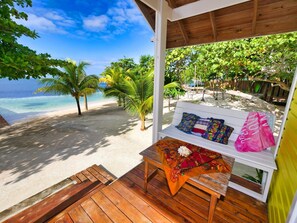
[{"xmin": 0, "ymin": 101, "xmax": 156, "ymax": 212}]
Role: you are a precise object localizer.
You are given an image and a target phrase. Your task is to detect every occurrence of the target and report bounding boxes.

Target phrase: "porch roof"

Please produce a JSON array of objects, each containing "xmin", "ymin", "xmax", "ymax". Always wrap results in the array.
[{"xmin": 135, "ymin": 0, "xmax": 297, "ymax": 49}]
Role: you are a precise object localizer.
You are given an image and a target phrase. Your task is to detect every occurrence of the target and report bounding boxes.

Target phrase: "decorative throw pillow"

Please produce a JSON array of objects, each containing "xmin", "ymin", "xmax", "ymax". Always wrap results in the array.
[
  {"xmin": 213, "ymin": 124, "xmax": 234, "ymax": 144},
  {"xmin": 176, "ymin": 112, "xmax": 199, "ymax": 133},
  {"xmin": 191, "ymin": 117, "xmax": 225, "ymax": 136},
  {"xmin": 191, "ymin": 118, "xmax": 210, "ymax": 136},
  {"xmin": 209, "ymin": 117, "xmax": 225, "ymax": 124},
  {"xmin": 201, "ymin": 120, "xmax": 223, "ymax": 141}
]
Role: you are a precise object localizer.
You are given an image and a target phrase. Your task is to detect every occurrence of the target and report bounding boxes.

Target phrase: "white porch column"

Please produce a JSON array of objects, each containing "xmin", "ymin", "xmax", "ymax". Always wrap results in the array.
[{"xmin": 152, "ymin": 0, "xmax": 168, "ymax": 143}]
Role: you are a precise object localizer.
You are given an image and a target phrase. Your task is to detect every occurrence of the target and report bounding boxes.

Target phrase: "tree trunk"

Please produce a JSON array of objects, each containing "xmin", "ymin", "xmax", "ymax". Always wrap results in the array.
[
  {"xmin": 222, "ymin": 89, "xmax": 225, "ymax": 100},
  {"xmin": 84, "ymin": 94, "xmax": 88, "ymax": 111},
  {"xmin": 140, "ymin": 114, "xmax": 145, "ymax": 131},
  {"xmin": 201, "ymin": 89, "xmax": 205, "ymax": 101},
  {"xmin": 117, "ymin": 96, "xmax": 122, "ymax": 106},
  {"xmin": 75, "ymin": 96, "xmax": 82, "ymax": 115}
]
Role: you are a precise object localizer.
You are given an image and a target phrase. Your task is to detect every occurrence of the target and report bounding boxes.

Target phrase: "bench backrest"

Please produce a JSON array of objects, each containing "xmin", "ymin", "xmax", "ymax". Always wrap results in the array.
[{"xmin": 172, "ymin": 101, "xmax": 276, "ymax": 148}]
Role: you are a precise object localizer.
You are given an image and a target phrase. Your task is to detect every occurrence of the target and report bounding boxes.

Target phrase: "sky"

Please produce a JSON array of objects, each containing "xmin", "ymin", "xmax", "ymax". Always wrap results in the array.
[{"xmin": 17, "ymin": 0, "xmax": 154, "ymax": 75}]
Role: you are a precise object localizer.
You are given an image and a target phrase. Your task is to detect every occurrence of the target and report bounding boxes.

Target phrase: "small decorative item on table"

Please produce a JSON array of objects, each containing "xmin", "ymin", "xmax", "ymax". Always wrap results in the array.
[{"xmin": 177, "ymin": 146, "xmax": 192, "ymax": 157}]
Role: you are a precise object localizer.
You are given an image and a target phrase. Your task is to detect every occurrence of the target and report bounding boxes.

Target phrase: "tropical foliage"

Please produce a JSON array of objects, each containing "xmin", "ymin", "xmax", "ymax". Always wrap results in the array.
[
  {"xmin": 37, "ymin": 61, "xmax": 99, "ymax": 115},
  {"xmin": 99, "ymin": 66, "xmax": 127, "ymax": 106},
  {"xmin": 0, "ymin": 0, "xmax": 66, "ymax": 80},
  {"xmin": 100, "ymin": 58, "xmax": 178, "ymax": 130},
  {"xmin": 243, "ymin": 169, "xmax": 264, "ymax": 184},
  {"xmin": 165, "ymin": 32, "xmax": 297, "ymax": 90}
]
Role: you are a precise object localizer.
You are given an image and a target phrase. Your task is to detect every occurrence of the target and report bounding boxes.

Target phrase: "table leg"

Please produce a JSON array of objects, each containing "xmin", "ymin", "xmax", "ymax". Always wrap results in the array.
[
  {"xmin": 208, "ymin": 195, "xmax": 218, "ymax": 223},
  {"xmin": 144, "ymin": 160, "xmax": 149, "ymax": 192}
]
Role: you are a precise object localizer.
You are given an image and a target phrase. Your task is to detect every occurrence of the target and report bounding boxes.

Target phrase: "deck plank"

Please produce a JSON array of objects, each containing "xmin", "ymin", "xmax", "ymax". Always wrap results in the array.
[
  {"xmin": 130, "ymin": 163, "xmax": 211, "ymax": 220},
  {"xmin": 81, "ymin": 170, "xmax": 98, "ymax": 182},
  {"xmin": 54, "ymin": 214, "xmax": 73, "ymax": 223},
  {"xmin": 92, "ymin": 164, "xmax": 116, "ymax": 182},
  {"xmin": 70, "ymin": 175, "xmax": 81, "ymax": 183},
  {"xmin": 92, "ymin": 191, "xmax": 132, "ymax": 223},
  {"xmin": 101, "ymin": 186, "xmax": 152, "ymax": 222},
  {"xmin": 111, "ymin": 180, "xmax": 173, "ymax": 223},
  {"xmin": 222, "ymin": 188, "xmax": 268, "ymax": 222},
  {"xmin": 119, "ymin": 176, "xmax": 186, "ymax": 223},
  {"xmin": 127, "ymin": 163, "xmax": 268, "ymax": 223},
  {"xmin": 87, "ymin": 166, "xmax": 109, "ymax": 184},
  {"xmin": 3, "ymin": 181, "xmax": 100, "ymax": 223},
  {"xmin": 68, "ymin": 206, "xmax": 93, "ymax": 223},
  {"xmin": 124, "ymin": 171, "xmax": 207, "ymax": 222},
  {"xmin": 75, "ymin": 172, "xmax": 88, "ymax": 182},
  {"xmin": 47, "ymin": 183, "xmax": 107, "ymax": 223},
  {"xmin": 81, "ymin": 199, "xmax": 112, "ymax": 223}
]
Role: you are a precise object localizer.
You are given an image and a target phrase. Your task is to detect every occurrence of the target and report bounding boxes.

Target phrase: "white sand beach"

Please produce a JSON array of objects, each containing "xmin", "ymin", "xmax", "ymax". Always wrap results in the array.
[
  {"xmin": 0, "ymin": 92, "xmax": 284, "ymax": 212},
  {"xmin": 0, "ymin": 100, "xmax": 155, "ymax": 212}
]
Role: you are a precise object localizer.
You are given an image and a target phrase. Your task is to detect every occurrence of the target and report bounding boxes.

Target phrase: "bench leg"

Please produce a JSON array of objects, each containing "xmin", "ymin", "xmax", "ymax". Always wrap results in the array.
[
  {"xmin": 262, "ymin": 169, "xmax": 274, "ymax": 202},
  {"xmin": 208, "ymin": 195, "xmax": 218, "ymax": 223}
]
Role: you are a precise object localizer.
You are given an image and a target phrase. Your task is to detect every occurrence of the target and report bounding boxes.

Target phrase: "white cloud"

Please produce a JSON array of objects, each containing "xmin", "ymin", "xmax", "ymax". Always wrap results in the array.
[
  {"xmin": 17, "ymin": 13, "xmax": 67, "ymax": 34},
  {"xmin": 83, "ymin": 15, "xmax": 109, "ymax": 32},
  {"xmin": 18, "ymin": 0, "xmax": 149, "ymax": 39},
  {"xmin": 45, "ymin": 11, "xmax": 64, "ymax": 21},
  {"xmin": 44, "ymin": 11, "xmax": 76, "ymax": 27},
  {"xmin": 106, "ymin": 0, "xmax": 146, "ymax": 28},
  {"xmin": 56, "ymin": 19, "xmax": 76, "ymax": 27},
  {"xmin": 126, "ymin": 8, "xmax": 144, "ymax": 24}
]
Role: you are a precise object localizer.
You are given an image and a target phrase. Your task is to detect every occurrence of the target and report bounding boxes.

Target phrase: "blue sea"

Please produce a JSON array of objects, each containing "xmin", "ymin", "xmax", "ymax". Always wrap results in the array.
[{"xmin": 0, "ymin": 78, "xmax": 111, "ymax": 124}]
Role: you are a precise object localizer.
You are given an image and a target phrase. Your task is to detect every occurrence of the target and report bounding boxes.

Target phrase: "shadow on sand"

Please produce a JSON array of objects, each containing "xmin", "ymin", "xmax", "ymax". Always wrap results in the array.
[{"xmin": 0, "ymin": 102, "xmax": 138, "ymax": 184}]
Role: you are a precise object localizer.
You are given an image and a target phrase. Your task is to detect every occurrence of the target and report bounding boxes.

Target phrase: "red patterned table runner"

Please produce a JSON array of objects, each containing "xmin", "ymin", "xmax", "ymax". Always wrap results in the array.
[{"xmin": 156, "ymin": 138, "xmax": 231, "ymax": 195}]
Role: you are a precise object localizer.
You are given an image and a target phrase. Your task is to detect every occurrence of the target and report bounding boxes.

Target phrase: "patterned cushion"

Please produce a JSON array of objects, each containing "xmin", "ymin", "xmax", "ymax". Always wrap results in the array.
[
  {"xmin": 214, "ymin": 125, "xmax": 234, "ymax": 144},
  {"xmin": 192, "ymin": 117, "xmax": 224, "ymax": 136},
  {"xmin": 191, "ymin": 118, "xmax": 210, "ymax": 136},
  {"xmin": 201, "ymin": 120, "xmax": 223, "ymax": 141},
  {"xmin": 209, "ymin": 117, "xmax": 225, "ymax": 123},
  {"xmin": 176, "ymin": 112, "xmax": 199, "ymax": 133}
]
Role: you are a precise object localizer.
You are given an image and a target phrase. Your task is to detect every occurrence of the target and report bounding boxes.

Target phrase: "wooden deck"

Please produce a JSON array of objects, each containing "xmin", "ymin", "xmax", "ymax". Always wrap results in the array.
[{"xmin": 3, "ymin": 163, "xmax": 268, "ymax": 223}]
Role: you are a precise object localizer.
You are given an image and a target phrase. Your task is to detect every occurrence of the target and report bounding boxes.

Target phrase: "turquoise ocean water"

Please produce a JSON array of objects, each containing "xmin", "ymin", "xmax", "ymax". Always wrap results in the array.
[{"xmin": 0, "ymin": 79, "xmax": 110, "ymax": 124}]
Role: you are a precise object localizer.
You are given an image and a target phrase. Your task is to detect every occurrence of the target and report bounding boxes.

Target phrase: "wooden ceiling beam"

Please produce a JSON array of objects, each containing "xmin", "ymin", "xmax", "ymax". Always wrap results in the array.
[
  {"xmin": 209, "ymin": 12, "xmax": 217, "ymax": 41},
  {"xmin": 139, "ymin": 0, "xmax": 159, "ymax": 11},
  {"xmin": 177, "ymin": 22, "xmax": 189, "ymax": 45},
  {"xmin": 170, "ymin": 0, "xmax": 250, "ymax": 21},
  {"xmin": 252, "ymin": 0, "xmax": 258, "ymax": 35},
  {"xmin": 139, "ymin": 0, "xmax": 250, "ymax": 22},
  {"xmin": 167, "ymin": 0, "xmax": 188, "ymax": 45},
  {"xmin": 139, "ymin": 0, "xmax": 173, "ymax": 19},
  {"xmin": 135, "ymin": 0, "xmax": 155, "ymax": 31}
]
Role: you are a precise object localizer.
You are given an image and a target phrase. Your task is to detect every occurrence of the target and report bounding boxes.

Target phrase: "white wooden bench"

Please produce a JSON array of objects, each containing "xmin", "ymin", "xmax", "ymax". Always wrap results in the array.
[{"xmin": 158, "ymin": 101, "xmax": 277, "ymax": 202}]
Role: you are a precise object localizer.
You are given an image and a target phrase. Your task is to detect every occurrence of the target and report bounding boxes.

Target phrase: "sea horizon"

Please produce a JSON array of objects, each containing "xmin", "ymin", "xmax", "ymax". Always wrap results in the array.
[{"xmin": 0, "ymin": 79, "xmax": 111, "ymax": 124}]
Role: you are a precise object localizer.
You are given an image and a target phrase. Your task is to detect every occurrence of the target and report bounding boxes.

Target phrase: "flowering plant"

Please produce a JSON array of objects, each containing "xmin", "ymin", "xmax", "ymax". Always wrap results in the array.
[{"xmin": 177, "ymin": 146, "xmax": 192, "ymax": 157}]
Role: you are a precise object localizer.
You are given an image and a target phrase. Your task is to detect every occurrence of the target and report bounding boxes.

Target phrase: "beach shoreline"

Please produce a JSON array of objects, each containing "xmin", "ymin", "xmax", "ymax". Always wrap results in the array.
[
  {"xmin": 0, "ymin": 92, "xmax": 112, "ymax": 125},
  {"xmin": 2, "ymin": 97, "xmax": 117, "ymax": 127}
]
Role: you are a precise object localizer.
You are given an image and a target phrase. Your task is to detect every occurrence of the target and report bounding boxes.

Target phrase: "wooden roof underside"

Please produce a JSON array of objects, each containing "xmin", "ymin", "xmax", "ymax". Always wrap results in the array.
[{"xmin": 135, "ymin": 0, "xmax": 297, "ymax": 49}]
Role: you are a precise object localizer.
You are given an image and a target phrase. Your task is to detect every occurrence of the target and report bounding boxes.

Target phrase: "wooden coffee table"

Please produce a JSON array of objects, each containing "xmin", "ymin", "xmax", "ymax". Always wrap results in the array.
[{"xmin": 140, "ymin": 137, "xmax": 234, "ymax": 223}]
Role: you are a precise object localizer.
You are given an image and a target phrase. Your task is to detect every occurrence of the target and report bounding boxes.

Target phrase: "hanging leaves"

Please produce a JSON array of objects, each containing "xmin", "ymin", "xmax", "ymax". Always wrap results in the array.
[{"xmin": 0, "ymin": 0, "xmax": 66, "ymax": 80}]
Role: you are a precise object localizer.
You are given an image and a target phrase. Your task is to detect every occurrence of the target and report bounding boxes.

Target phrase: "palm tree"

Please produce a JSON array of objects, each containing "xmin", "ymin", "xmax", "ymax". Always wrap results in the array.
[
  {"xmin": 104, "ymin": 69, "xmax": 178, "ymax": 130},
  {"xmin": 99, "ymin": 66, "xmax": 126, "ymax": 106},
  {"xmin": 37, "ymin": 61, "xmax": 99, "ymax": 115}
]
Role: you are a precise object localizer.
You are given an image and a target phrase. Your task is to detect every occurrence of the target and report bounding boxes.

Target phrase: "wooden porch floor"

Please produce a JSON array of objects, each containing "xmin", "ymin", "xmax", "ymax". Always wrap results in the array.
[{"xmin": 4, "ymin": 163, "xmax": 268, "ymax": 223}]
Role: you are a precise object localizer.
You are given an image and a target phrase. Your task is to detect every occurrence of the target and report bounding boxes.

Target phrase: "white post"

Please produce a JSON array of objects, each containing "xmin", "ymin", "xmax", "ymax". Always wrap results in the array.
[
  {"xmin": 274, "ymin": 67, "xmax": 297, "ymax": 158},
  {"xmin": 152, "ymin": 0, "xmax": 168, "ymax": 143}
]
